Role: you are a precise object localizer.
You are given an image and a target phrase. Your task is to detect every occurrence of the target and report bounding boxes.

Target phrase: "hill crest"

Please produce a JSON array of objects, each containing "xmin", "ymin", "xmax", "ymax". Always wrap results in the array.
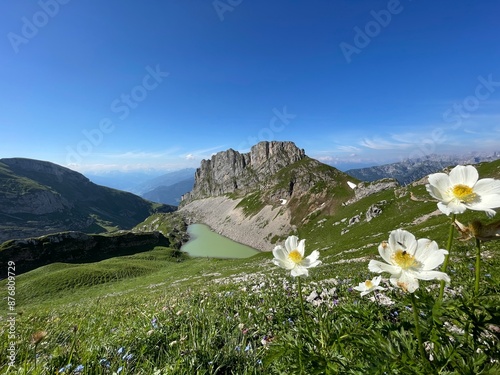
[{"xmin": 0, "ymin": 158, "xmax": 175, "ymax": 242}]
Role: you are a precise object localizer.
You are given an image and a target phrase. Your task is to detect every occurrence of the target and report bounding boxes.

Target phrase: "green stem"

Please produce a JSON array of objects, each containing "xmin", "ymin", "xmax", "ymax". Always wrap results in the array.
[
  {"xmin": 411, "ymin": 293, "xmax": 427, "ymax": 362},
  {"xmin": 438, "ymin": 213, "xmax": 456, "ymax": 300},
  {"xmin": 474, "ymin": 237, "xmax": 481, "ymax": 296},
  {"xmin": 297, "ymin": 277, "xmax": 312, "ymax": 336}
]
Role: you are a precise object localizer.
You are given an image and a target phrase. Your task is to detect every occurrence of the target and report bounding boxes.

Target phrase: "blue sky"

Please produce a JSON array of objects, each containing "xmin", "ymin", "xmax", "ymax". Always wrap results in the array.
[{"xmin": 1, "ymin": 0, "xmax": 500, "ymax": 174}]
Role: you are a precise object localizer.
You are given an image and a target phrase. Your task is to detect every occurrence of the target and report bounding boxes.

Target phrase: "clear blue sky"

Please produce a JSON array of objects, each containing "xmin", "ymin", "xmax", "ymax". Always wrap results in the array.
[{"xmin": 1, "ymin": 0, "xmax": 499, "ymax": 173}]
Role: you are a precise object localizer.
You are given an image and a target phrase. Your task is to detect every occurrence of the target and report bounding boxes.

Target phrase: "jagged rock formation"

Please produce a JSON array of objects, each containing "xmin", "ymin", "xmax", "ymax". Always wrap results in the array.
[
  {"xmin": 180, "ymin": 141, "xmax": 359, "ymax": 250},
  {"xmin": 0, "ymin": 158, "xmax": 175, "ymax": 242},
  {"xmin": 0, "ymin": 231, "xmax": 170, "ymax": 276},
  {"xmin": 181, "ymin": 141, "xmax": 305, "ymax": 203}
]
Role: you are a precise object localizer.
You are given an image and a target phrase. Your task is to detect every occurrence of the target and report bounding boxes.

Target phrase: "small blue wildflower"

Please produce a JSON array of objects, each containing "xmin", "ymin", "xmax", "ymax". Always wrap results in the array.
[
  {"xmin": 58, "ymin": 364, "xmax": 72, "ymax": 373},
  {"xmin": 485, "ymin": 273, "xmax": 491, "ymax": 278},
  {"xmin": 123, "ymin": 353, "xmax": 134, "ymax": 361},
  {"xmin": 235, "ymin": 345, "xmax": 241, "ymax": 351},
  {"xmin": 257, "ymin": 359, "xmax": 263, "ymax": 365},
  {"xmin": 99, "ymin": 358, "xmax": 110, "ymax": 368},
  {"xmin": 74, "ymin": 364, "xmax": 84, "ymax": 373},
  {"xmin": 244, "ymin": 343, "xmax": 252, "ymax": 352},
  {"xmin": 117, "ymin": 366, "xmax": 123, "ymax": 374},
  {"xmin": 117, "ymin": 347, "xmax": 124, "ymax": 355}
]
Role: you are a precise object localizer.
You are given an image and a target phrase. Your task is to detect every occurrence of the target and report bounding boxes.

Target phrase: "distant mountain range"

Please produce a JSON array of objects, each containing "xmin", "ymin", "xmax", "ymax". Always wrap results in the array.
[
  {"xmin": 85, "ymin": 168, "xmax": 196, "ymax": 206},
  {"xmin": 345, "ymin": 152, "xmax": 500, "ymax": 185},
  {"xmin": 0, "ymin": 158, "xmax": 175, "ymax": 242}
]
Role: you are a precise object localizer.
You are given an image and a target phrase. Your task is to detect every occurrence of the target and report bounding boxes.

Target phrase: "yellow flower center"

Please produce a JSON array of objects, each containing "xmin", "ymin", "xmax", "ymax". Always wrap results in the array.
[
  {"xmin": 364, "ymin": 280, "xmax": 374, "ymax": 288},
  {"xmin": 392, "ymin": 250, "xmax": 417, "ymax": 269},
  {"xmin": 288, "ymin": 249, "xmax": 303, "ymax": 264},
  {"xmin": 451, "ymin": 184, "xmax": 477, "ymax": 203}
]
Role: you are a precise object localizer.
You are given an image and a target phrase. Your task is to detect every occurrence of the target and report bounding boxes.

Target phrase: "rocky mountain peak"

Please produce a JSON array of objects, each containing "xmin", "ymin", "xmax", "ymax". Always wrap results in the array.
[{"xmin": 182, "ymin": 141, "xmax": 305, "ymax": 203}]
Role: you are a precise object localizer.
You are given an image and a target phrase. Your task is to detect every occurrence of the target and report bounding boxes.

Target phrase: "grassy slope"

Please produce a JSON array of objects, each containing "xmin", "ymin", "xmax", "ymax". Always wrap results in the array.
[{"xmin": 1, "ymin": 160, "xmax": 499, "ymax": 373}]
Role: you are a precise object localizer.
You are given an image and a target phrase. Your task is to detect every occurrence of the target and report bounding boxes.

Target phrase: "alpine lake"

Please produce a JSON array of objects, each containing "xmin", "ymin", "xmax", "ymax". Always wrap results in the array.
[{"xmin": 181, "ymin": 223, "xmax": 259, "ymax": 258}]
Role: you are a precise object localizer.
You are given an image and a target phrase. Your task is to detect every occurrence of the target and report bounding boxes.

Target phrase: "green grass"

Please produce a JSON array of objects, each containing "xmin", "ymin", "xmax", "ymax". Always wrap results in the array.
[{"xmin": 1, "ymin": 161, "xmax": 500, "ymax": 374}]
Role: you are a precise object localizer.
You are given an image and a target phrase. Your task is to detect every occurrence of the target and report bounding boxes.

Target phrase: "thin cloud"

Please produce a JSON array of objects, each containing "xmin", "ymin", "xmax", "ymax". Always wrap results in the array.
[
  {"xmin": 336, "ymin": 145, "xmax": 361, "ymax": 153},
  {"xmin": 102, "ymin": 148, "xmax": 180, "ymax": 159},
  {"xmin": 359, "ymin": 137, "xmax": 413, "ymax": 150},
  {"xmin": 182, "ymin": 145, "xmax": 227, "ymax": 160}
]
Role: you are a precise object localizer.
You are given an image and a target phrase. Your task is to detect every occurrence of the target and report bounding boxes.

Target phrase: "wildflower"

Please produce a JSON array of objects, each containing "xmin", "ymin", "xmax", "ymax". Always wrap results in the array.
[
  {"xmin": 368, "ymin": 229, "xmax": 450, "ymax": 293},
  {"xmin": 426, "ymin": 165, "xmax": 500, "ymax": 217},
  {"xmin": 353, "ymin": 275, "xmax": 386, "ymax": 296},
  {"xmin": 58, "ymin": 364, "xmax": 72, "ymax": 373},
  {"xmin": 74, "ymin": 365, "xmax": 84, "ymax": 373},
  {"xmin": 272, "ymin": 235, "xmax": 321, "ymax": 277},
  {"xmin": 99, "ymin": 358, "xmax": 110, "ymax": 368}
]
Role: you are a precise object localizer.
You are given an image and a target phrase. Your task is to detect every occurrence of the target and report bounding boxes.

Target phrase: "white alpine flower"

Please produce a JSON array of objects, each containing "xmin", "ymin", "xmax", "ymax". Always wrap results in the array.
[
  {"xmin": 353, "ymin": 275, "xmax": 386, "ymax": 296},
  {"xmin": 368, "ymin": 229, "xmax": 450, "ymax": 293},
  {"xmin": 426, "ymin": 165, "xmax": 500, "ymax": 217},
  {"xmin": 272, "ymin": 235, "xmax": 321, "ymax": 277}
]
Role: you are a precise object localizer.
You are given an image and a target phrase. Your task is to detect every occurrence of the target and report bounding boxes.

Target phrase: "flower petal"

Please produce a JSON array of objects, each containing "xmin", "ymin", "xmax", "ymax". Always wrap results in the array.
[
  {"xmin": 438, "ymin": 201, "xmax": 466, "ymax": 215},
  {"xmin": 392, "ymin": 272, "xmax": 419, "ymax": 293},
  {"xmin": 448, "ymin": 165, "xmax": 478, "ymax": 187},
  {"xmin": 378, "ymin": 242, "xmax": 394, "ymax": 265},
  {"xmin": 368, "ymin": 260, "xmax": 400, "ymax": 275},
  {"xmin": 414, "ymin": 239, "xmax": 447, "ymax": 270},
  {"xmin": 389, "ymin": 229, "xmax": 417, "ymax": 256},
  {"xmin": 291, "ymin": 266, "xmax": 308, "ymax": 277},
  {"xmin": 285, "ymin": 235, "xmax": 299, "ymax": 253},
  {"xmin": 297, "ymin": 239, "xmax": 306, "ymax": 257},
  {"xmin": 416, "ymin": 270, "xmax": 450, "ymax": 283},
  {"xmin": 473, "ymin": 178, "xmax": 500, "ymax": 196},
  {"xmin": 372, "ymin": 275, "xmax": 382, "ymax": 286},
  {"xmin": 301, "ymin": 250, "xmax": 321, "ymax": 268},
  {"xmin": 426, "ymin": 173, "xmax": 452, "ymax": 201}
]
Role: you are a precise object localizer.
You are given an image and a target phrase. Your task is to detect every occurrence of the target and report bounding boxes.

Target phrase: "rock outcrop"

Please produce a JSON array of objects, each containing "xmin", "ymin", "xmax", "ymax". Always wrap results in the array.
[
  {"xmin": 180, "ymin": 141, "xmax": 358, "ymax": 250},
  {"xmin": 181, "ymin": 141, "xmax": 305, "ymax": 203},
  {"xmin": 0, "ymin": 231, "xmax": 170, "ymax": 276}
]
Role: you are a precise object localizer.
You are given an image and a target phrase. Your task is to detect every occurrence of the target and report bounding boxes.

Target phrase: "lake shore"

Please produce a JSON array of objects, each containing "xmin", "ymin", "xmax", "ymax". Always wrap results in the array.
[{"xmin": 179, "ymin": 196, "xmax": 293, "ymax": 252}]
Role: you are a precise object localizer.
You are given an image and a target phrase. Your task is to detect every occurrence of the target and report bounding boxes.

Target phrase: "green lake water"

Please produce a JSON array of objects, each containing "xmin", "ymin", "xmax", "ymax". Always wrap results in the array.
[{"xmin": 181, "ymin": 224, "xmax": 259, "ymax": 258}]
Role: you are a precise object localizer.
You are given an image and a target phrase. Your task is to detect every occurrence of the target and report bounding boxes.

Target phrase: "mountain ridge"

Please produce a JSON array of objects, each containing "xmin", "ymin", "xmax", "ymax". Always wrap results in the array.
[
  {"xmin": 0, "ymin": 158, "xmax": 175, "ymax": 242},
  {"xmin": 346, "ymin": 152, "xmax": 500, "ymax": 185}
]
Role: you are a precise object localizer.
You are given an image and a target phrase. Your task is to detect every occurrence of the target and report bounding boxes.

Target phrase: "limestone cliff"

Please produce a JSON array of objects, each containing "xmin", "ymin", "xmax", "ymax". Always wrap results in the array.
[
  {"xmin": 179, "ymin": 141, "xmax": 360, "ymax": 250},
  {"xmin": 181, "ymin": 141, "xmax": 305, "ymax": 203}
]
